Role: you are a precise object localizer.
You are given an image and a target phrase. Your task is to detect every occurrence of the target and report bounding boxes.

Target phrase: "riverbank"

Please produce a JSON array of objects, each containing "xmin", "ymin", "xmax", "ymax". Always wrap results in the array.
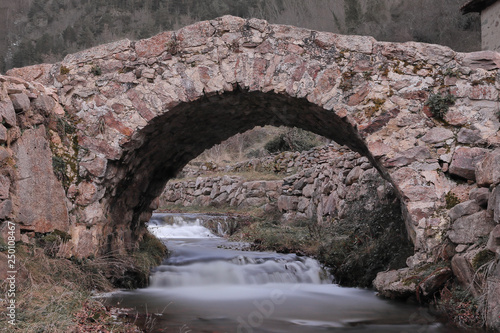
[{"xmin": 0, "ymin": 231, "xmax": 167, "ymax": 332}]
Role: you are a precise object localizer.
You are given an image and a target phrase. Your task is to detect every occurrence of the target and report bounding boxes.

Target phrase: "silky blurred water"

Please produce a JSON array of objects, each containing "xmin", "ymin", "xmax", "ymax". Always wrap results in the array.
[{"xmin": 104, "ymin": 213, "xmax": 481, "ymax": 333}]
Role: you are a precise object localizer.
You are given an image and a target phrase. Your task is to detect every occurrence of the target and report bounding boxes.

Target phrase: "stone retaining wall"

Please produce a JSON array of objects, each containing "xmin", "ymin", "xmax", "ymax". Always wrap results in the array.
[
  {"xmin": 160, "ymin": 145, "xmax": 396, "ymax": 225},
  {"xmin": 160, "ymin": 174, "xmax": 281, "ymax": 211}
]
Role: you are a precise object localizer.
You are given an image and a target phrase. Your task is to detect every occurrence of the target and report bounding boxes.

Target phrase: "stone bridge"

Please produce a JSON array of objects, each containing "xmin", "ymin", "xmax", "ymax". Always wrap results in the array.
[{"xmin": 2, "ymin": 16, "xmax": 500, "ymax": 269}]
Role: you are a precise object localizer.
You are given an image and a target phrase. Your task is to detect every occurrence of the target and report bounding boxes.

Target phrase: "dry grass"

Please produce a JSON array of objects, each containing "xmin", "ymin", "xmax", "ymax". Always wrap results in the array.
[
  {"xmin": 437, "ymin": 284, "xmax": 484, "ymax": 329},
  {"xmin": 157, "ymin": 201, "xmax": 270, "ymax": 218},
  {"xmin": 194, "ymin": 126, "xmax": 281, "ymax": 164},
  {"xmin": 0, "ymin": 231, "xmax": 167, "ymax": 332},
  {"xmin": 193, "ymin": 126, "xmax": 327, "ymax": 166}
]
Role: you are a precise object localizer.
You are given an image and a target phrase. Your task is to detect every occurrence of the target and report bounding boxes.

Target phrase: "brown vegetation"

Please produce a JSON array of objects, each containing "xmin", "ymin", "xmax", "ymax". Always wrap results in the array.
[{"xmin": 0, "ymin": 231, "xmax": 167, "ymax": 332}]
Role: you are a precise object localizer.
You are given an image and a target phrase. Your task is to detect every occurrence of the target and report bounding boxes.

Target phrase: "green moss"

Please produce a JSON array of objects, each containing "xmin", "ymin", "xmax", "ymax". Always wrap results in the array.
[
  {"xmin": 90, "ymin": 64, "xmax": 102, "ymax": 76},
  {"xmin": 445, "ymin": 192, "xmax": 460, "ymax": 209},
  {"xmin": 401, "ymin": 262, "xmax": 449, "ymax": 287},
  {"xmin": 394, "ymin": 67, "xmax": 405, "ymax": 75},
  {"xmin": 471, "ymin": 75, "xmax": 496, "ymax": 86},
  {"xmin": 412, "ymin": 62, "xmax": 425, "ymax": 74},
  {"xmin": 364, "ymin": 98, "xmax": 386, "ymax": 118},
  {"xmin": 472, "ymin": 249, "xmax": 495, "ymax": 271},
  {"xmin": 52, "ymin": 155, "xmax": 66, "ymax": 178},
  {"xmin": 425, "ymin": 92, "xmax": 456, "ymax": 120},
  {"xmin": 57, "ymin": 118, "xmax": 75, "ymax": 135},
  {"xmin": 443, "ymin": 68, "xmax": 460, "ymax": 78},
  {"xmin": 165, "ymin": 40, "xmax": 179, "ymax": 54},
  {"xmin": 60, "ymin": 65, "xmax": 70, "ymax": 75},
  {"xmin": 52, "ymin": 229, "xmax": 72, "ymax": 242},
  {"xmin": 339, "ymin": 71, "xmax": 355, "ymax": 91},
  {"xmin": 113, "ymin": 231, "xmax": 168, "ymax": 289},
  {"xmin": 50, "ymin": 116, "xmax": 81, "ymax": 190},
  {"xmin": 402, "ymin": 275, "xmax": 420, "ymax": 286}
]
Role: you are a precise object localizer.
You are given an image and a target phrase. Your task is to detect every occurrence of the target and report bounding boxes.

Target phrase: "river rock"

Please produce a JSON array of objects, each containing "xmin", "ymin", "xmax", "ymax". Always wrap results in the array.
[
  {"xmin": 420, "ymin": 128, "xmax": 454, "ymax": 144},
  {"xmin": 451, "ymin": 254, "xmax": 478, "ymax": 295},
  {"xmin": 345, "ymin": 166, "xmax": 363, "ymax": 185},
  {"xmin": 0, "ymin": 175, "xmax": 10, "ymax": 200},
  {"xmin": 459, "ymin": 50, "xmax": 500, "ymax": 70},
  {"xmin": 457, "ymin": 128, "xmax": 482, "ymax": 144},
  {"xmin": 487, "ymin": 225, "xmax": 500, "ymax": 254},
  {"xmin": 419, "ymin": 267, "xmax": 452, "ymax": 298},
  {"xmin": 278, "ymin": 196, "xmax": 299, "ymax": 211},
  {"xmin": 488, "ymin": 186, "xmax": 500, "ymax": 223},
  {"xmin": 0, "ymin": 200, "xmax": 12, "ymax": 219},
  {"xmin": 0, "ymin": 220, "xmax": 20, "ymax": 243},
  {"xmin": 486, "ymin": 263, "xmax": 500, "ymax": 331},
  {"xmin": 0, "ymin": 100, "xmax": 16, "ymax": 127},
  {"xmin": 373, "ymin": 268, "xmax": 416, "ymax": 299},
  {"xmin": 469, "ymin": 187, "xmax": 490, "ymax": 207},
  {"xmin": 9, "ymin": 93, "xmax": 31, "ymax": 112}
]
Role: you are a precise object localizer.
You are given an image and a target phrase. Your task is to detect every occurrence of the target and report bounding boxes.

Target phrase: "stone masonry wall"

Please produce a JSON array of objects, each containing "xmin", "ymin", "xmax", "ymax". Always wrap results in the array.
[
  {"xmin": 160, "ymin": 145, "xmax": 396, "ymax": 225},
  {"xmin": 160, "ymin": 175, "xmax": 281, "ymax": 211},
  {"xmin": 0, "ymin": 74, "xmax": 72, "ymax": 278}
]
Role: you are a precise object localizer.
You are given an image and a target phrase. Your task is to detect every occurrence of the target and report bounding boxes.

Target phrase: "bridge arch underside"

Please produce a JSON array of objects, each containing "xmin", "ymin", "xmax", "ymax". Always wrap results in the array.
[{"xmin": 107, "ymin": 90, "xmax": 395, "ymax": 251}]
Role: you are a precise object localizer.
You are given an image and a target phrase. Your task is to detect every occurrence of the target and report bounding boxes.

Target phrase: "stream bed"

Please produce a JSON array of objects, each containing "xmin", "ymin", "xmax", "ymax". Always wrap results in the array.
[{"xmin": 104, "ymin": 213, "xmax": 478, "ymax": 332}]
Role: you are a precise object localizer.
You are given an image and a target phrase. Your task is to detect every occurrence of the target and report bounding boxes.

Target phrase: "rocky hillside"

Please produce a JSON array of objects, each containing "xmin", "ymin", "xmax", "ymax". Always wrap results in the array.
[{"xmin": 0, "ymin": 0, "xmax": 480, "ymax": 72}]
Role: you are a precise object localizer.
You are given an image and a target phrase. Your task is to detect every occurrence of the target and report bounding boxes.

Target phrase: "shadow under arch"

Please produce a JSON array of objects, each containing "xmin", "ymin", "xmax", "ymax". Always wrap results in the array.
[{"xmin": 107, "ymin": 89, "xmax": 398, "ymax": 250}]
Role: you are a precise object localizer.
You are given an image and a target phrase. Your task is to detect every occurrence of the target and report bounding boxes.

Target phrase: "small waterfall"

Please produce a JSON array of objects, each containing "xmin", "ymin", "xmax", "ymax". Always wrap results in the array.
[
  {"xmin": 147, "ymin": 213, "xmax": 216, "ymax": 238},
  {"xmin": 150, "ymin": 256, "xmax": 330, "ymax": 287},
  {"xmin": 147, "ymin": 213, "xmax": 332, "ymax": 287},
  {"xmin": 217, "ymin": 220, "xmax": 225, "ymax": 236},
  {"xmin": 216, "ymin": 217, "xmax": 239, "ymax": 236}
]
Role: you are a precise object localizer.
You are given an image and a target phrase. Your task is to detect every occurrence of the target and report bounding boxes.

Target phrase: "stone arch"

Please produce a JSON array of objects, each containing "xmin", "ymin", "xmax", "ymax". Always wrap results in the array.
[
  {"xmin": 108, "ymin": 90, "xmax": 378, "ymax": 249},
  {"xmin": 7, "ymin": 16, "xmax": 499, "ymax": 263}
]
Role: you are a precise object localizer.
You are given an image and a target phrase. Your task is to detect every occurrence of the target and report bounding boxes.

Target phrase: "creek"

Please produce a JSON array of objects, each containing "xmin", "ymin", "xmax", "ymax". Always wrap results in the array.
[{"xmin": 104, "ymin": 213, "xmax": 477, "ymax": 332}]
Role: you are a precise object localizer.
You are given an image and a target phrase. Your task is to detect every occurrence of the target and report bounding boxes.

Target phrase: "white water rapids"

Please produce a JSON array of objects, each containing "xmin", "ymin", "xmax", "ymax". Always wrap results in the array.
[{"xmin": 104, "ymin": 213, "xmax": 477, "ymax": 333}]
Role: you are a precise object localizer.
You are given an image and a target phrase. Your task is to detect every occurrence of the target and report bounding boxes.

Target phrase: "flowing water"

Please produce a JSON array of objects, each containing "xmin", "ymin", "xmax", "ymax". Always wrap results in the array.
[{"xmin": 105, "ymin": 213, "xmax": 477, "ymax": 333}]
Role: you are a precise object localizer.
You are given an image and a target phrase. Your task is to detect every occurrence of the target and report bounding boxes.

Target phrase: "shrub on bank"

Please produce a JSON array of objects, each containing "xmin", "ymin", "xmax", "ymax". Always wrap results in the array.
[{"xmin": 264, "ymin": 128, "xmax": 322, "ymax": 154}]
